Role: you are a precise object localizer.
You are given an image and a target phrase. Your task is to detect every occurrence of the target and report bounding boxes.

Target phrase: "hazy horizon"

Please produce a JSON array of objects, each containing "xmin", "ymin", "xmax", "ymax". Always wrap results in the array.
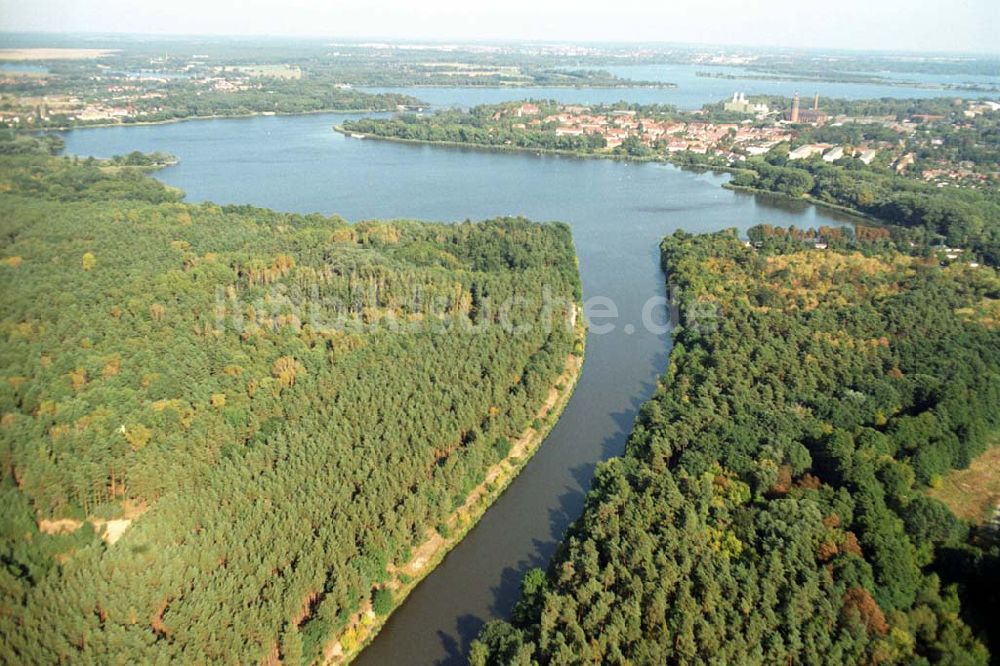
[
  {"xmin": 2, "ymin": 32, "xmax": 1000, "ymax": 58},
  {"xmin": 0, "ymin": 0, "xmax": 997, "ymax": 55}
]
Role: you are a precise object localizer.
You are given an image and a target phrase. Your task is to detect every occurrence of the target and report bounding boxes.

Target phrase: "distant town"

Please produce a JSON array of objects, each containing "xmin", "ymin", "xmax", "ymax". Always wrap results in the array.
[{"xmin": 475, "ymin": 94, "xmax": 1000, "ymax": 188}]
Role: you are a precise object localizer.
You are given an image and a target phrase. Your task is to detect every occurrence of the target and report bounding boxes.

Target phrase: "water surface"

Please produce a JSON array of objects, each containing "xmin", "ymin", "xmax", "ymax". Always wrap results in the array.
[{"xmin": 366, "ymin": 62, "xmax": 995, "ymax": 110}]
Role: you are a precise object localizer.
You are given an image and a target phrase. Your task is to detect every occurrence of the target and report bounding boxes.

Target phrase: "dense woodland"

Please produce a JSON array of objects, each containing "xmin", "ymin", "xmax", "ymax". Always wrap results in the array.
[
  {"xmin": 105, "ymin": 82, "xmax": 419, "ymax": 124},
  {"xmin": 0, "ymin": 148, "xmax": 581, "ymax": 663},
  {"xmin": 730, "ymin": 149, "xmax": 1000, "ymax": 265},
  {"xmin": 0, "ymin": 131, "xmax": 63, "ymax": 156},
  {"xmin": 473, "ymin": 229, "xmax": 1000, "ymax": 664}
]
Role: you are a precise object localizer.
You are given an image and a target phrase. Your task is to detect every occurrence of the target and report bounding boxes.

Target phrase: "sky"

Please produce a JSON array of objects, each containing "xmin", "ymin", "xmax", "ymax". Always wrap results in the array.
[{"xmin": 1, "ymin": 0, "xmax": 998, "ymax": 54}]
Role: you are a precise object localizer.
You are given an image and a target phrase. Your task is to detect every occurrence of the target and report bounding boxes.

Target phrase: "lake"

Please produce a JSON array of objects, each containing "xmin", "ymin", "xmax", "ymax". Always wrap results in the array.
[
  {"xmin": 61, "ymin": 111, "xmax": 860, "ymax": 665},
  {"xmin": 364, "ymin": 62, "xmax": 996, "ymax": 110}
]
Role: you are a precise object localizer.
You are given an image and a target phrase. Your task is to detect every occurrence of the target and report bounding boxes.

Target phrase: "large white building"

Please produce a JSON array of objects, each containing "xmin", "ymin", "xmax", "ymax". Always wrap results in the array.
[
  {"xmin": 858, "ymin": 148, "xmax": 878, "ymax": 165},
  {"xmin": 822, "ymin": 146, "xmax": 845, "ymax": 162},
  {"xmin": 723, "ymin": 92, "xmax": 769, "ymax": 115},
  {"xmin": 788, "ymin": 144, "xmax": 827, "ymax": 160}
]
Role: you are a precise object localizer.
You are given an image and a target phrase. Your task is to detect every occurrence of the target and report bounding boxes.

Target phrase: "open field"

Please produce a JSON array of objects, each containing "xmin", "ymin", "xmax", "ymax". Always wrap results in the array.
[
  {"xmin": 0, "ymin": 48, "xmax": 118, "ymax": 60},
  {"xmin": 929, "ymin": 444, "xmax": 1000, "ymax": 523}
]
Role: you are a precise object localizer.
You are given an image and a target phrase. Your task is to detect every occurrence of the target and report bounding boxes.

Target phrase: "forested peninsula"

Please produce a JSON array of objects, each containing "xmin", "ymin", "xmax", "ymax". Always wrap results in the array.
[
  {"xmin": 0, "ymin": 142, "xmax": 584, "ymax": 663},
  {"xmin": 473, "ymin": 229, "xmax": 1000, "ymax": 664}
]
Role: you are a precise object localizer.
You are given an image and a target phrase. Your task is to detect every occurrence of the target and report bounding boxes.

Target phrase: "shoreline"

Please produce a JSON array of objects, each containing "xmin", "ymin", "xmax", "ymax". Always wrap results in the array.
[
  {"xmin": 325, "ymin": 317, "xmax": 587, "ymax": 665},
  {"xmin": 722, "ymin": 182, "xmax": 883, "ymax": 223},
  {"xmin": 334, "ymin": 125, "xmax": 749, "ymax": 176},
  {"xmin": 366, "ymin": 82, "xmax": 677, "ymax": 90},
  {"xmin": 34, "ymin": 107, "xmax": 404, "ymax": 132},
  {"xmin": 694, "ymin": 70, "xmax": 1000, "ymax": 93},
  {"xmin": 335, "ymin": 127, "xmax": 885, "ymax": 226},
  {"xmin": 335, "ymin": 125, "xmax": 712, "ymax": 165},
  {"xmin": 23, "ymin": 82, "xmax": 676, "ymax": 134}
]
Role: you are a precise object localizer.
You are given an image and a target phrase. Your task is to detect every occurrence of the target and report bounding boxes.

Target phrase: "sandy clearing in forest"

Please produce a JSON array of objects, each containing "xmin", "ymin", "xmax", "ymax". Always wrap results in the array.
[
  {"xmin": 38, "ymin": 518, "xmax": 84, "ymax": 535},
  {"xmin": 37, "ymin": 500, "xmax": 146, "ymax": 545},
  {"xmin": 928, "ymin": 443, "xmax": 1000, "ymax": 523},
  {"xmin": 100, "ymin": 519, "xmax": 132, "ymax": 544}
]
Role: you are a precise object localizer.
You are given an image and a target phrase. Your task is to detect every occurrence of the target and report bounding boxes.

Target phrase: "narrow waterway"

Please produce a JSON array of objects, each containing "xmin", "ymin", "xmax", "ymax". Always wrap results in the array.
[{"xmin": 61, "ymin": 113, "xmax": 858, "ymax": 664}]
